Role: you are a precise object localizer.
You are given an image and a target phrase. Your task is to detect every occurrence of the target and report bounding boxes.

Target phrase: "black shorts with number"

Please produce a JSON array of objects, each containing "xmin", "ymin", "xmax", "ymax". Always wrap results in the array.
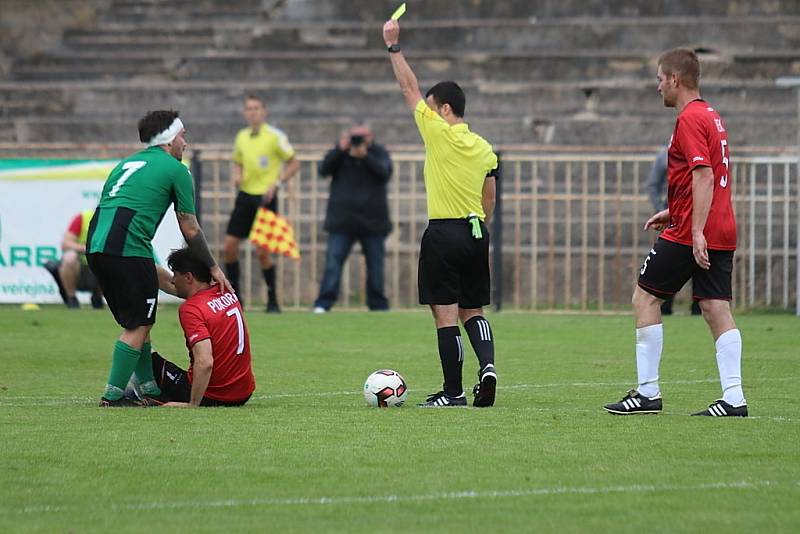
[
  {"xmin": 86, "ymin": 253, "xmax": 159, "ymax": 328},
  {"xmin": 638, "ymin": 237, "xmax": 734, "ymax": 301},
  {"xmin": 225, "ymin": 190, "xmax": 278, "ymax": 238},
  {"xmin": 418, "ymin": 219, "xmax": 491, "ymax": 308},
  {"xmin": 151, "ymin": 352, "xmax": 250, "ymax": 407}
]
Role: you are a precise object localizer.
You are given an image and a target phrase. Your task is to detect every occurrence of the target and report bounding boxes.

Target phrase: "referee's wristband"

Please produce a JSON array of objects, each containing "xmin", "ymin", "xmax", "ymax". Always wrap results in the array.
[{"xmin": 387, "ymin": 43, "xmax": 401, "ymax": 53}]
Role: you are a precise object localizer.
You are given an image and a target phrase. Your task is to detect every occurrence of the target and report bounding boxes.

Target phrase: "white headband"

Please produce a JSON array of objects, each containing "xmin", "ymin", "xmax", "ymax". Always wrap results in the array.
[{"xmin": 146, "ymin": 118, "xmax": 184, "ymax": 147}]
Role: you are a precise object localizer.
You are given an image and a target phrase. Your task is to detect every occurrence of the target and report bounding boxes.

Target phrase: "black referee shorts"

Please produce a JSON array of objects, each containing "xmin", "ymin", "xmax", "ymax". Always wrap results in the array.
[
  {"xmin": 225, "ymin": 190, "xmax": 278, "ymax": 238},
  {"xmin": 637, "ymin": 237, "xmax": 734, "ymax": 301},
  {"xmin": 418, "ymin": 219, "xmax": 490, "ymax": 308},
  {"xmin": 86, "ymin": 253, "xmax": 159, "ymax": 329}
]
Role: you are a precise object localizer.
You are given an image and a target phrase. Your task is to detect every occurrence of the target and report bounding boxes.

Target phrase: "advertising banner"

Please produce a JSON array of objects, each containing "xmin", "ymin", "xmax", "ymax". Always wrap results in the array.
[{"xmin": 0, "ymin": 160, "xmax": 186, "ymax": 304}]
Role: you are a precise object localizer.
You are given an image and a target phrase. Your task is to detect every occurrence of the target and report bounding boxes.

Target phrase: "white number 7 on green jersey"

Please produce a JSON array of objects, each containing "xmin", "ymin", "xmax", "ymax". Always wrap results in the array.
[{"xmin": 109, "ymin": 161, "xmax": 147, "ymax": 197}]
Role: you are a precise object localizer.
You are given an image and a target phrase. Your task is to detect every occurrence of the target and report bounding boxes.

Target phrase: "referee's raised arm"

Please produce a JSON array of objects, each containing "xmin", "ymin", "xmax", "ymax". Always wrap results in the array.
[{"xmin": 382, "ymin": 20, "xmax": 422, "ymax": 110}]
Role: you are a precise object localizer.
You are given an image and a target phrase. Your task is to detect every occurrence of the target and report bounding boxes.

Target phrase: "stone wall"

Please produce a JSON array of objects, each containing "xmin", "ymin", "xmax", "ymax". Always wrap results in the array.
[{"xmin": 1, "ymin": 0, "xmax": 798, "ymax": 148}]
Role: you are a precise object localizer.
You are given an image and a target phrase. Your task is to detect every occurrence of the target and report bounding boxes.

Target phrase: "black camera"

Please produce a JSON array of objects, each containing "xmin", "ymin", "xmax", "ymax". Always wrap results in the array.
[{"xmin": 350, "ymin": 134, "xmax": 365, "ymax": 146}]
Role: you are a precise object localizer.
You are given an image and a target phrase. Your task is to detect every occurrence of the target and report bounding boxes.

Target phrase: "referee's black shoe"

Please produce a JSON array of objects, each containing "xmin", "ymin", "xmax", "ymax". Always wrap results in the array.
[
  {"xmin": 604, "ymin": 389, "xmax": 662, "ymax": 415},
  {"xmin": 418, "ymin": 390, "xmax": 467, "ymax": 407},
  {"xmin": 472, "ymin": 364, "xmax": 497, "ymax": 408},
  {"xmin": 691, "ymin": 399, "xmax": 748, "ymax": 417}
]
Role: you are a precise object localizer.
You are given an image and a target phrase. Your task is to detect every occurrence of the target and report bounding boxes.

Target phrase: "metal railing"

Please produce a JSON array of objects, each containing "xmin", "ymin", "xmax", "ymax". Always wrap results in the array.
[
  {"xmin": 194, "ymin": 150, "xmax": 799, "ymax": 312},
  {"xmin": 0, "ymin": 143, "xmax": 796, "ymax": 312}
]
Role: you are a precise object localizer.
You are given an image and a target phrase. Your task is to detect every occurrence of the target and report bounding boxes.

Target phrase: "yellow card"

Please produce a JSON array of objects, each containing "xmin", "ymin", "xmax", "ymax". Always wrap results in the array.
[{"xmin": 390, "ymin": 2, "xmax": 406, "ymax": 20}]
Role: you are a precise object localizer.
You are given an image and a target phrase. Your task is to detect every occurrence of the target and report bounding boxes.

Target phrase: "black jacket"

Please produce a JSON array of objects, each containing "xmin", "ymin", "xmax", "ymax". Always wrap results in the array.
[{"xmin": 318, "ymin": 143, "xmax": 393, "ymax": 236}]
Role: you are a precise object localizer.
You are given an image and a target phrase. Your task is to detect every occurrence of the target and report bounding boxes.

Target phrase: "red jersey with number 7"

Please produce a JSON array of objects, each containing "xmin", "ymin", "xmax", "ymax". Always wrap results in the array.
[
  {"xmin": 661, "ymin": 99, "xmax": 736, "ymax": 251},
  {"xmin": 178, "ymin": 286, "xmax": 255, "ymax": 402}
]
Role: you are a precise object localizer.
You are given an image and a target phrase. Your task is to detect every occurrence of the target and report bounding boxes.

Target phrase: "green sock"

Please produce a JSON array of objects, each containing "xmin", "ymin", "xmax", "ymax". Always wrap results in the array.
[
  {"xmin": 104, "ymin": 340, "xmax": 141, "ymax": 400},
  {"xmin": 135, "ymin": 342, "xmax": 161, "ymax": 396}
]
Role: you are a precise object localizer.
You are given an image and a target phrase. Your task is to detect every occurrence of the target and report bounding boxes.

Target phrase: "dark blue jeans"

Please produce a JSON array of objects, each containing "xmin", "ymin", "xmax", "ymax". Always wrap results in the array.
[{"xmin": 314, "ymin": 233, "xmax": 389, "ymax": 311}]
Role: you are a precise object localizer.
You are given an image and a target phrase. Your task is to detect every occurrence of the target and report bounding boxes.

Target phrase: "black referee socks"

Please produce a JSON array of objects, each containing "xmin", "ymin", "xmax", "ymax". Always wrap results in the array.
[
  {"xmin": 437, "ymin": 326, "xmax": 464, "ymax": 397},
  {"xmin": 464, "ymin": 316, "xmax": 495, "ymax": 370}
]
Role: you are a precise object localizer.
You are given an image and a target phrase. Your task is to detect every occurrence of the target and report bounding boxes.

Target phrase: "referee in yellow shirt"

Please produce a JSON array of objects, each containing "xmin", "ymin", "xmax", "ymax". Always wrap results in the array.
[
  {"xmin": 223, "ymin": 94, "xmax": 299, "ymax": 312},
  {"xmin": 383, "ymin": 19, "xmax": 499, "ymax": 407}
]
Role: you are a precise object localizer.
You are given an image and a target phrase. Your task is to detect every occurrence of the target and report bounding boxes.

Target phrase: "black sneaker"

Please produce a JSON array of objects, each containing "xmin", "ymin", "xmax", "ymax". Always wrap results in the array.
[
  {"xmin": 44, "ymin": 260, "xmax": 69, "ymax": 304},
  {"xmin": 90, "ymin": 293, "xmax": 104, "ymax": 309},
  {"xmin": 472, "ymin": 364, "xmax": 497, "ymax": 408},
  {"xmin": 266, "ymin": 302, "xmax": 281, "ymax": 314},
  {"xmin": 691, "ymin": 399, "xmax": 748, "ymax": 417},
  {"xmin": 66, "ymin": 296, "xmax": 80, "ymax": 309},
  {"xmin": 418, "ymin": 391, "xmax": 467, "ymax": 407},
  {"xmin": 604, "ymin": 389, "xmax": 663, "ymax": 415},
  {"xmin": 99, "ymin": 396, "xmax": 144, "ymax": 408}
]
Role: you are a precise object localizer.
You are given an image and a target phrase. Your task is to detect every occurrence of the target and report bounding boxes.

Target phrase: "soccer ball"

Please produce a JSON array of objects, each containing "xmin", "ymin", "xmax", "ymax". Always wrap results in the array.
[{"xmin": 363, "ymin": 369, "xmax": 408, "ymax": 407}]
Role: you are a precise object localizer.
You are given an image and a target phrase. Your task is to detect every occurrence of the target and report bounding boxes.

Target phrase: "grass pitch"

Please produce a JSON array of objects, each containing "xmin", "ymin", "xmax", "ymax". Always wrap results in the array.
[{"xmin": 1, "ymin": 306, "xmax": 798, "ymax": 532}]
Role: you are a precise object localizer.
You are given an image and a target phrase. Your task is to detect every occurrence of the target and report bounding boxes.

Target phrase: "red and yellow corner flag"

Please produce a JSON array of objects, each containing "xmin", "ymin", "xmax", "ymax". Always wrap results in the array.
[{"xmin": 248, "ymin": 208, "xmax": 301, "ymax": 260}]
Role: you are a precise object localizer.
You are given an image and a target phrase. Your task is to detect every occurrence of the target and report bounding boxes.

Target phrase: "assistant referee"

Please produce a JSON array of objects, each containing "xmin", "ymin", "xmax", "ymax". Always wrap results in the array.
[
  {"xmin": 223, "ymin": 94, "xmax": 299, "ymax": 312},
  {"xmin": 383, "ymin": 19, "xmax": 499, "ymax": 408}
]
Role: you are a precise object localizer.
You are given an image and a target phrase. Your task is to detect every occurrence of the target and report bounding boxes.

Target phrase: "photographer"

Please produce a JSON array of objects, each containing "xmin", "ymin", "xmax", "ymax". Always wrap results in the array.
[{"xmin": 313, "ymin": 123, "xmax": 393, "ymax": 312}]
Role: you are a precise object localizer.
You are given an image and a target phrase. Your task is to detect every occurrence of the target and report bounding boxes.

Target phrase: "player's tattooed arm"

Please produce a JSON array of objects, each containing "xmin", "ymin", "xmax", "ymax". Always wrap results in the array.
[
  {"xmin": 176, "ymin": 211, "xmax": 236, "ymax": 294},
  {"xmin": 176, "ymin": 211, "xmax": 215, "ymax": 267}
]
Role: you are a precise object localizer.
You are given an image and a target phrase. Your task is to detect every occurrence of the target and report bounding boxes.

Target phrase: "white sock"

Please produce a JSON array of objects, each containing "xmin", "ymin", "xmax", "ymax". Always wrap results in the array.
[
  {"xmin": 715, "ymin": 329, "xmax": 745, "ymax": 406},
  {"xmin": 635, "ymin": 324, "xmax": 663, "ymax": 398}
]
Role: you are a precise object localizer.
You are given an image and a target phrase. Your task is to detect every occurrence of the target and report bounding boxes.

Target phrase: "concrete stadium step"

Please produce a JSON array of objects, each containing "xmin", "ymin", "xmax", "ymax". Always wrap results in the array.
[
  {"xmin": 101, "ymin": 1, "xmax": 266, "ymax": 25},
  {"xmin": 250, "ymin": 17, "xmax": 800, "ymax": 52},
  {"xmin": 275, "ymin": 0, "xmax": 800, "ymax": 21},
  {"xmin": 105, "ymin": 0, "xmax": 264, "ymax": 15},
  {"xmin": 59, "ymin": 17, "xmax": 800, "ymax": 53},
  {"xmin": 11, "ymin": 50, "xmax": 799, "ymax": 82},
  {"xmin": 0, "ymin": 81, "xmax": 794, "ymax": 120},
  {"xmin": 108, "ymin": 0, "xmax": 261, "ymax": 10},
  {"xmin": 4, "ymin": 114, "xmax": 795, "ymax": 148},
  {"xmin": 0, "ymin": 87, "xmax": 70, "ymax": 117},
  {"xmin": 62, "ymin": 28, "xmax": 217, "ymax": 52}
]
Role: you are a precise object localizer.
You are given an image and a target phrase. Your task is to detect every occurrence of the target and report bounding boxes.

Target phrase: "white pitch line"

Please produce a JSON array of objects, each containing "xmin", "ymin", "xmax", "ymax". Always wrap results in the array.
[
  {"xmin": 3, "ymin": 480, "xmax": 795, "ymax": 516},
  {"xmin": 0, "ymin": 376, "xmax": 796, "ymax": 406}
]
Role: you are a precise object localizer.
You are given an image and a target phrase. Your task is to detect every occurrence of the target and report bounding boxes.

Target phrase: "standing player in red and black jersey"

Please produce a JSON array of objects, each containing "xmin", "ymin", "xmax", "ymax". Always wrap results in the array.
[
  {"xmin": 605, "ymin": 49, "xmax": 747, "ymax": 417},
  {"xmin": 143, "ymin": 247, "xmax": 255, "ymax": 407}
]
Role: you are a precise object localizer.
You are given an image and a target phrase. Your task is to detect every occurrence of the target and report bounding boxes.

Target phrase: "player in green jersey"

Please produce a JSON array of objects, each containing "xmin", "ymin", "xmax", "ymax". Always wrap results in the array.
[{"xmin": 87, "ymin": 109, "xmax": 233, "ymax": 407}]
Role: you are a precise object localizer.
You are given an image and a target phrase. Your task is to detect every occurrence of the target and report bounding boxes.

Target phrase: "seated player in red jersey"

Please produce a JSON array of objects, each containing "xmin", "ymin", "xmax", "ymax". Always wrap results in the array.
[{"xmin": 150, "ymin": 247, "xmax": 256, "ymax": 407}]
